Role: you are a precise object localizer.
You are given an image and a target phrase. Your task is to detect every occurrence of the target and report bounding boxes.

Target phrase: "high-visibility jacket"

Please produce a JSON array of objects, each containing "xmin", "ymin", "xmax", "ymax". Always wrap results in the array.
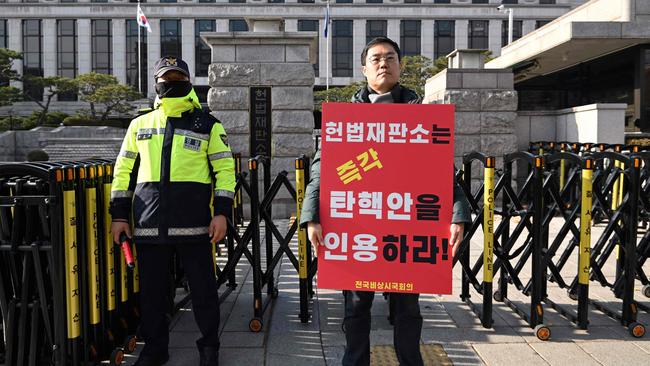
[{"xmin": 110, "ymin": 88, "xmax": 236, "ymax": 245}]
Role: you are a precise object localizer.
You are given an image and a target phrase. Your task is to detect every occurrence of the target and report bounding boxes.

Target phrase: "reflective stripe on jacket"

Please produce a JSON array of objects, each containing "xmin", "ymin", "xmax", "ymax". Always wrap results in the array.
[{"xmin": 110, "ymin": 88, "xmax": 236, "ymax": 244}]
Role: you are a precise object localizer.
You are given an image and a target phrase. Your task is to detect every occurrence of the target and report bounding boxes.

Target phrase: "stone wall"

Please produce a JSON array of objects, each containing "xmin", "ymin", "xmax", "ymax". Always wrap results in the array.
[
  {"xmin": 424, "ymin": 67, "xmax": 518, "ymax": 191},
  {"xmin": 0, "ymin": 126, "xmax": 126, "ymax": 162},
  {"xmin": 516, "ymin": 104, "xmax": 627, "ymax": 151},
  {"xmin": 205, "ymin": 28, "xmax": 316, "ymax": 219}
]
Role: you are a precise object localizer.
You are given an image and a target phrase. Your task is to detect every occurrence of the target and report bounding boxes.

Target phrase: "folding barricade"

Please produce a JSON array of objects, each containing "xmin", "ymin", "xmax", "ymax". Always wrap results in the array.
[
  {"xmin": 0, "ymin": 160, "xmax": 139, "ymax": 366},
  {"xmin": 213, "ymin": 155, "xmax": 317, "ymax": 331},
  {"xmin": 579, "ymin": 151, "xmax": 646, "ymax": 337},
  {"xmin": 635, "ymin": 151, "xmax": 650, "ymax": 301},
  {"xmin": 490, "ymin": 152, "xmax": 551, "ymax": 340},
  {"xmin": 454, "ymin": 153, "xmax": 497, "ymax": 329},
  {"xmin": 539, "ymin": 151, "xmax": 593, "ymax": 330}
]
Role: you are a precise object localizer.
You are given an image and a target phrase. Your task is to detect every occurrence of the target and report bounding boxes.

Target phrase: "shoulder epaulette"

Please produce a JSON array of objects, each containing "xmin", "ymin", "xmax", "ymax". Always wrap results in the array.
[{"xmin": 136, "ymin": 107, "xmax": 154, "ymax": 117}]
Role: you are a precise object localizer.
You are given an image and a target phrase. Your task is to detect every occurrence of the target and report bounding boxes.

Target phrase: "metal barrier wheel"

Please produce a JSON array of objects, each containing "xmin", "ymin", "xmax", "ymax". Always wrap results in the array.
[
  {"xmin": 643, "ymin": 285, "xmax": 650, "ymax": 298},
  {"xmin": 568, "ymin": 290, "xmax": 578, "ymax": 301},
  {"xmin": 123, "ymin": 335, "xmax": 137, "ymax": 354},
  {"xmin": 341, "ymin": 322, "xmax": 346, "ymax": 333},
  {"xmin": 109, "ymin": 348, "xmax": 124, "ymax": 366},
  {"xmin": 493, "ymin": 291, "xmax": 504, "ymax": 302},
  {"xmin": 534, "ymin": 324, "xmax": 551, "ymax": 341},
  {"xmin": 629, "ymin": 323, "xmax": 646, "ymax": 338},
  {"xmin": 249, "ymin": 318, "xmax": 263, "ymax": 333}
]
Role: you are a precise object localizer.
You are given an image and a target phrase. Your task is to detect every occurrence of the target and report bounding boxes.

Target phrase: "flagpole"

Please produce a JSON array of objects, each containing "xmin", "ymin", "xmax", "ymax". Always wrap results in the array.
[
  {"xmin": 326, "ymin": 0, "xmax": 330, "ymax": 102},
  {"xmin": 137, "ymin": 1, "xmax": 142, "ymax": 95}
]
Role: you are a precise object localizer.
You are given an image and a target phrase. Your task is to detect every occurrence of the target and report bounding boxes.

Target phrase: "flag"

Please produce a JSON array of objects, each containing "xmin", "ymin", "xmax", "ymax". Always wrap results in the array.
[
  {"xmin": 137, "ymin": 4, "xmax": 152, "ymax": 33},
  {"xmin": 323, "ymin": 3, "xmax": 330, "ymax": 38}
]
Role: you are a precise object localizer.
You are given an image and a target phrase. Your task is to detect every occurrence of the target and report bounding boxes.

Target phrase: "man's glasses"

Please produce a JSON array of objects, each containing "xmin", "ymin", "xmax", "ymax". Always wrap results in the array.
[{"xmin": 367, "ymin": 54, "xmax": 398, "ymax": 65}]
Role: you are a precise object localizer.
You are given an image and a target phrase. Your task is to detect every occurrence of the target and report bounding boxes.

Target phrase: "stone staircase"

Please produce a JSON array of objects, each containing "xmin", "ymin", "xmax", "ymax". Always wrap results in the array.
[{"xmin": 41, "ymin": 137, "xmax": 123, "ymax": 161}]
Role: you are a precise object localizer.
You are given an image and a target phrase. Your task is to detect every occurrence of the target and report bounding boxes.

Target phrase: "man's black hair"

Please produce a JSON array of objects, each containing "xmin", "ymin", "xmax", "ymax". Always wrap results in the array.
[{"xmin": 360, "ymin": 37, "xmax": 401, "ymax": 66}]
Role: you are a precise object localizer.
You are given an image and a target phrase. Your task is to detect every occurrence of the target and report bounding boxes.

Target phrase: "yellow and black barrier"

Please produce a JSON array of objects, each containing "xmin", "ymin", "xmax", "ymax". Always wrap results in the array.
[{"xmin": 0, "ymin": 160, "xmax": 140, "ymax": 365}]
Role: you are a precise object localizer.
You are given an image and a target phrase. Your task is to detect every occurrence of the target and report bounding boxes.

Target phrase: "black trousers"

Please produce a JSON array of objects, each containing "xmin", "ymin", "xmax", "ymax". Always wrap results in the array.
[
  {"xmin": 342, "ymin": 291, "xmax": 423, "ymax": 366},
  {"xmin": 136, "ymin": 242, "xmax": 220, "ymax": 357}
]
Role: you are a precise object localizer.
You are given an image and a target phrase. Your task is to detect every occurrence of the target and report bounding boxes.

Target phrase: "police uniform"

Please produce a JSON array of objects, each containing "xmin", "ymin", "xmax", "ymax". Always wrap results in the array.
[{"xmin": 110, "ymin": 57, "xmax": 235, "ymax": 366}]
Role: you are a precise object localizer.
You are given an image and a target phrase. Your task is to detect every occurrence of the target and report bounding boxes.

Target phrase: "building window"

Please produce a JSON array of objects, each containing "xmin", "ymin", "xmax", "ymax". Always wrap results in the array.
[
  {"xmin": 539, "ymin": 0, "xmax": 556, "ymax": 4},
  {"xmin": 501, "ymin": 0, "xmax": 517, "ymax": 3},
  {"xmin": 91, "ymin": 0, "xmax": 109, "ymax": 3},
  {"xmin": 92, "ymin": 20, "xmax": 112, "ymax": 75},
  {"xmin": 400, "ymin": 20, "xmax": 421, "ymax": 57},
  {"xmin": 228, "ymin": 0, "xmax": 246, "ymax": 3},
  {"xmin": 160, "ymin": 0, "xmax": 177, "ymax": 3},
  {"xmin": 501, "ymin": 20, "xmax": 522, "ymax": 46},
  {"xmin": 366, "ymin": 20, "xmax": 387, "ymax": 44},
  {"xmin": 298, "ymin": 19, "xmax": 319, "ymax": 77},
  {"xmin": 57, "ymin": 20, "xmax": 77, "ymax": 101},
  {"xmin": 229, "ymin": 19, "xmax": 248, "ymax": 32},
  {"xmin": 468, "ymin": 20, "xmax": 488, "ymax": 49},
  {"xmin": 404, "ymin": 0, "xmax": 421, "ymax": 3},
  {"xmin": 0, "ymin": 20, "xmax": 6, "ymax": 49},
  {"xmin": 298, "ymin": 0, "xmax": 315, "ymax": 2},
  {"xmin": 268, "ymin": 0, "xmax": 285, "ymax": 2},
  {"xmin": 60, "ymin": 0, "xmax": 78, "ymax": 2},
  {"xmin": 332, "ymin": 20, "xmax": 353, "ymax": 77},
  {"xmin": 160, "ymin": 20, "xmax": 181, "ymax": 58},
  {"xmin": 471, "ymin": 0, "xmax": 488, "ymax": 3},
  {"xmin": 366, "ymin": 0, "xmax": 382, "ymax": 3},
  {"xmin": 434, "ymin": 20, "xmax": 454, "ymax": 60},
  {"xmin": 195, "ymin": 19, "xmax": 215, "ymax": 77},
  {"xmin": 23, "ymin": 19, "xmax": 42, "ymax": 100},
  {"xmin": 198, "ymin": 0, "xmax": 215, "ymax": 2},
  {"xmin": 336, "ymin": 0, "xmax": 353, "ymax": 3},
  {"xmin": 536, "ymin": 20, "xmax": 551, "ymax": 29},
  {"xmin": 433, "ymin": 0, "xmax": 451, "ymax": 3},
  {"xmin": 126, "ymin": 20, "xmax": 147, "ymax": 95}
]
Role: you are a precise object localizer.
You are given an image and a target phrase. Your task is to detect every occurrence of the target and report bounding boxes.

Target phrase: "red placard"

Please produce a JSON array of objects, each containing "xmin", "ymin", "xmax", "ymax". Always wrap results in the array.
[{"xmin": 319, "ymin": 102, "xmax": 455, "ymax": 294}]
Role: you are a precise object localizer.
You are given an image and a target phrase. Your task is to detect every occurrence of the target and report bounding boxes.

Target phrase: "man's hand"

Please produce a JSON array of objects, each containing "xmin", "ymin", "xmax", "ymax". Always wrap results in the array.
[
  {"xmin": 209, "ymin": 215, "xmax": 227, "ymax": 244},
  {"xmin": 450, "ymin": 223, "xmax": 465, "ymax": 257},
  {"xmin": 307, "ymin": 222, "xmax": 324, "ymax": 254},
  {"xmin": 111, "ymin": 221, "xmax": 132, "ymax": 244}
]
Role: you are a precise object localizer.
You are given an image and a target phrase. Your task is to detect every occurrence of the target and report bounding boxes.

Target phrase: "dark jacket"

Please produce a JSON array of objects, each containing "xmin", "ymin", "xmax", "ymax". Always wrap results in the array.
[{"xmin": 300, "ymin": 84, "xmax": 471, "ymax": 226}]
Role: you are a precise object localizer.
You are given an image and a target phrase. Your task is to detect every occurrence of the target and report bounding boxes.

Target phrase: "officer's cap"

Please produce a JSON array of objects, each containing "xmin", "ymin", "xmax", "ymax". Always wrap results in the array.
[{"xmin": 154, "ymin": 56, "xmax": 190, "ymax": 79}]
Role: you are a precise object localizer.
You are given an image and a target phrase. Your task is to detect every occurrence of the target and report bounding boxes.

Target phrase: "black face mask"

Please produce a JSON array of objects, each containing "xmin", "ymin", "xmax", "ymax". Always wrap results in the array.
[{"xmin": 155, "ymin": 80, "xmax": 193, "ymax": 98}]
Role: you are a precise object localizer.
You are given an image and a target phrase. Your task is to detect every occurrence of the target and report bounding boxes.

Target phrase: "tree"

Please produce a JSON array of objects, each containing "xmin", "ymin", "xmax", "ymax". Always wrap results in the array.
[
  {"xmin": 22, "ymin": 75, "xmax": 77, "ymax": 126},
  {"xmin": 0, "ymin": 48, "xmax": 23, "ymax": 107},
  {"xmin": 76, "ymin": 72, "xmax": 141, "ymax": 120},
  {"xmin": 314, "ymin": 81, "xmax": 365, "ymax": 111}
]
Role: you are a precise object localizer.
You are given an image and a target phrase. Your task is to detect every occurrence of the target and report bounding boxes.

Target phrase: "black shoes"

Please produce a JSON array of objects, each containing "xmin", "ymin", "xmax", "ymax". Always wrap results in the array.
[{"xmin": 199, "ymin": 346, "xmax": 219, "ymax": 366}]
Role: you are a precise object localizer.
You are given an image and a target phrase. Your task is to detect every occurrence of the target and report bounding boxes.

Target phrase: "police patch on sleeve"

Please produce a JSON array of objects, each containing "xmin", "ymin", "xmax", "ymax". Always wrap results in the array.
[
  {"xmin": 220, "ymin": 134, "xmax": 229, "ymax": 146},
  {"xmin": 184, "ymin": 137, "xmax": 201, "ymax": 152}
]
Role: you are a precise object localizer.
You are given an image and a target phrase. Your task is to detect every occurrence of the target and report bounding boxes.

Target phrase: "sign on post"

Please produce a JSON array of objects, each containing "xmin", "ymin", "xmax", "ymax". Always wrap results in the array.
[
  {"xmin": 319, "ymin": 103, "xmax": 455, "ymax": 294},
  {"xmin": 250, "ymin": 87, "xmax": 272, "ymax": 157}
]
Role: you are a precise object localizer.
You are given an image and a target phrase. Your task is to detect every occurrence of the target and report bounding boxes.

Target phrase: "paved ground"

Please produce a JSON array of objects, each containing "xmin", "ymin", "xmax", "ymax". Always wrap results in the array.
[{"xmin": 122, "ymin": 218, "xmax": 650, "ymax": 365}]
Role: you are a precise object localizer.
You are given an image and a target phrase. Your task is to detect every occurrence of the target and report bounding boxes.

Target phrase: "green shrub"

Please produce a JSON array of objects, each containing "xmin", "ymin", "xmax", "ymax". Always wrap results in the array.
[{"xmin": 26, "ymin": 149, "xmax": 49, "ymax": 162}]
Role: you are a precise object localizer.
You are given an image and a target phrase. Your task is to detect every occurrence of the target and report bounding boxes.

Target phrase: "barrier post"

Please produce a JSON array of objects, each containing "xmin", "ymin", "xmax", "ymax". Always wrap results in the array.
[
  {"xmin": 559, "ymin": 144, "xmax": 566, "ymax": 191},
  {"xmin": 482, "ymin": 157, "xmax": 495, "ymax": 328},
  {"xmin": 460, "ymin": 163, "xmax": 471, "ymax": 302},
  {"xmin": 295, "ymin": 158, "xmax": 309, "ymax": 323},
  {"xmin": 622, "ymin": 158, "xmax": 640, "ymax": 329},
  {"xmin": 62, "ymin": 167, "xmax": 81, "ymax": 365},
  {"xmin": 248, "ymin": 158, "xmax": 263, "ymax": 332},
  {"xmin": 83, "ymin": 166, "xmax": 102, "ymax": 359},
  {"xmin": 577, "ymin": 158, "xmax": 593, "ymax": 329},
  {"xmin": 531, "ymin": 156, "xmax": 545, "ymax": 327}
]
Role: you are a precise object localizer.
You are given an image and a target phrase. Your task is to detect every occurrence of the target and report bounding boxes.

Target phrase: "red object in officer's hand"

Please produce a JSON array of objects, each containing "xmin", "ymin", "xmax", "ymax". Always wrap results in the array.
[{"xmin": 119, "ymin": 233, "xmax": 136, "ymax": 269}]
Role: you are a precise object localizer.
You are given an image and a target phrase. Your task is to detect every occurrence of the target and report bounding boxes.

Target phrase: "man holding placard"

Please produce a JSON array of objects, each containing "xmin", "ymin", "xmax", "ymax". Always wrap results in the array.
[{"xmin": 300, "ymin": 37, "xmax": 471, "ymax": 366}]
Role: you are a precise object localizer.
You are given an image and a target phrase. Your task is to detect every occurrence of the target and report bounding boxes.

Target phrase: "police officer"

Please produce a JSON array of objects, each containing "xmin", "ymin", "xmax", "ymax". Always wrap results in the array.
[
  {"xmin": 110, "ymin": 56, "xmax": 235, "ymax": 366},
  {"xmin": 300, "ymin": 37, "xmax": 471, "ymax": 365}
]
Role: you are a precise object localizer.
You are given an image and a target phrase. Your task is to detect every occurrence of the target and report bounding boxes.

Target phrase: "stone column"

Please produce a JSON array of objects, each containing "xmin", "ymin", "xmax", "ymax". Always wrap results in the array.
[
  {"xmin": 455, "ymin": 20, "xmax": 469, "ymax": 50},
  {"xmin": 216, "ymin": 19, "xmax": 229, "ymax": 32},
  {"xmin": 203, "ymin": 19, "xmax": 317, "ymax": 218},
  {"xmin": 387, "ymin": 19, "xmax": 399, "ymax": 43},
  {"xmin": 424, "ymin": 49, "xmax": 517, "ymax": 191},
  {"xmin": 112, "ymin": 19, "xmax": 127, "ymax": 84},
  {"xmin": 421, "ymin": 19, "xmax": 434, "ymax": 60},
  {"xmin": 488, "ymin": 19, "xmax": 502, "ymax": 57},
  {"xmin": 285, "ymin": 19, "xmax": 298, "ymax": 32},
  {"xmin": 181, "ymin": 19, "xmax": 195, "ymax": 78},
  {"xmin": 78, "ymin": 19, "xmax": 92, "ymax": 75},
  {"xmin": 8, "ymin": 19, "xmax": 22, "ymax": 90},
  {"xmin": 522, "ymin": 20, "xmax": 536, "ymax": 36},
  {"xmin": 147, "ymin": 19, "xmax": 161, "ymax": 97},
  {"xmin": 353, "ymin": 19, "xmax": 365, "ymax": 78},
  {"xmin": 43, "ymin": 19, "xmax": 57, "ymax": 78}
]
